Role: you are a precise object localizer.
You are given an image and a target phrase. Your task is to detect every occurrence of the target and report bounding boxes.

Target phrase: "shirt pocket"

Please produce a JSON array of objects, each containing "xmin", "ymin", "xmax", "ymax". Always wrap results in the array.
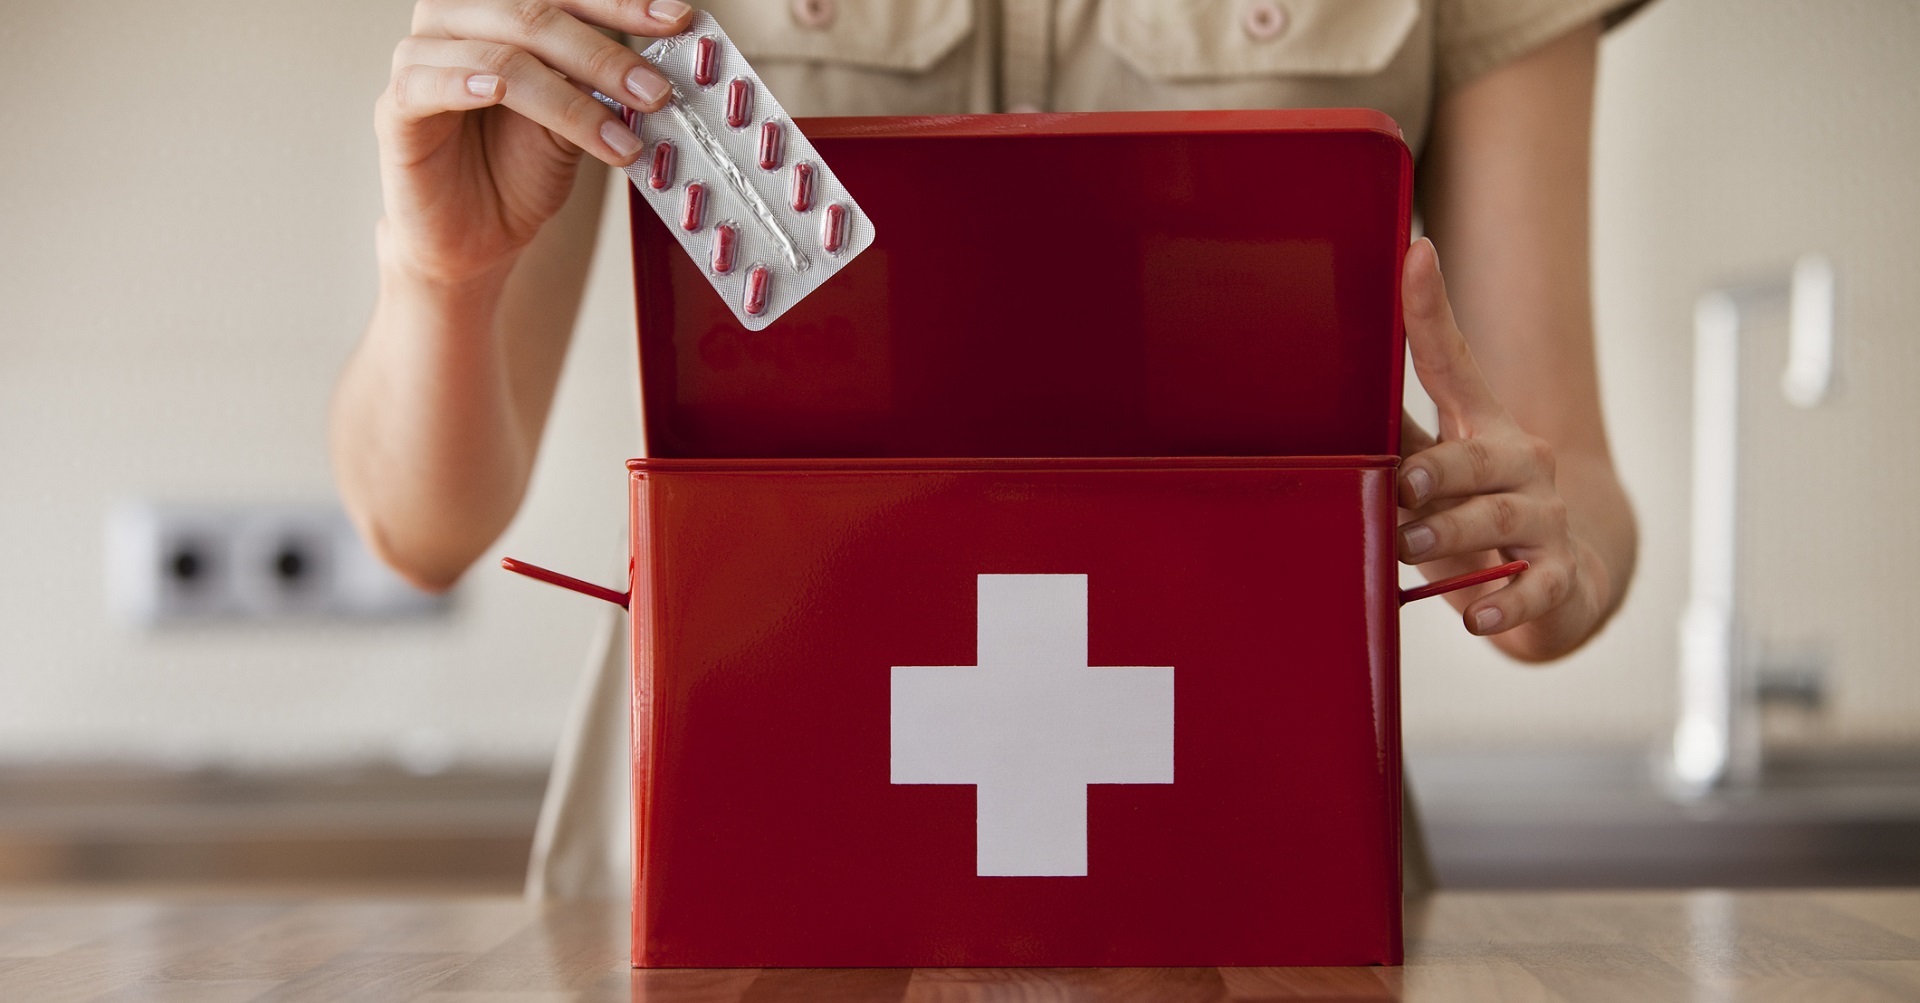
[
  {"xmin": 1097, "ymin": 0, "xmax": 1418, "ymax": 81},
  {"xmin": 699, "ymin": 0, "xmax": 978, "ymax": 116}
]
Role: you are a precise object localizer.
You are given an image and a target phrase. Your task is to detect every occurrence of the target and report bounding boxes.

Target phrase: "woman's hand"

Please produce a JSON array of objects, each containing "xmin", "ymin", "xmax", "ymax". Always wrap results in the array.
[
  {"xmin": 338, "ymin": 1, "xmax": 692, "ymax": 589},
  {"xmin": 1396, "ymin": 238, "xmax": 1614, "ymax": 661},
  {"xmin": 375, "ymin": 0, "xmax": 693, "ymax": 286}
]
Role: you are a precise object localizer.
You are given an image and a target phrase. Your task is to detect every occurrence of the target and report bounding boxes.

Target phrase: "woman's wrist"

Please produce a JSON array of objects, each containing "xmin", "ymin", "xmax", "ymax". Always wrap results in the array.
[
  {"xmin": 342, "ymin": 244, "xmax": 534, "ymax": 590},
  {"xmin": 360, "ymin": 225, "xmax": 526, "ymax": 455},
  {"xmin": 1557, "ymin": 451, "xmax": 1637, "ymax": 613},
  {"xmin": 373, "ymin": 215, "xmax": 523, "ymax": 307},
  {"xmin": 369, "ymin": 236, "xmax": 517, "ymax": 368}
]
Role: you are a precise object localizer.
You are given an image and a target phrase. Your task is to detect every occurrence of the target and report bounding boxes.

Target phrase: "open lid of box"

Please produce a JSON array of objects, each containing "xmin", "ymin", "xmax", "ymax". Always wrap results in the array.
[{"xmin": 630, "ymin": 109, "xmax": 1412, "ymax": 459}]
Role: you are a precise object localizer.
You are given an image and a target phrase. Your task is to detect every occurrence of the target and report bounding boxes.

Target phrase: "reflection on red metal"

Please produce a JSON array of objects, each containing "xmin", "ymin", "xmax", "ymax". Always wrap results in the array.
[
  {"xmin": 758, "ymin": 119, "xmax": 784, "ymax": 170},
  {"xmin": 709, "ymin": 223, "xmax": 737, "ymax": 274},
  {"xmin": 499, "ymin": 557, "xmax": 628, "ymax": 609},
  {"xmin": 646, "ymin": 140, "xmax": 673, "ymax": 190},
  {"xmin": 1399, "ymin": 560, "xmax": 1529, "ymax": 606},
  {"xmin": 725, "ymin": 76, "xmax": 752, "ymax": 128},
  {"xmin": 692, "ymin": 35, "xmax": 718, "ymax": 87},
  {"xmin": 742, "ymin": 264, "xmax": 771, "ymax": 316},
  {"xmin": 679, "ymin": 182, "xmax": 706, "ymax": 232},
  {"xmin": 789, "ymin": 161, "xmax": 815, "ymax": 213}
]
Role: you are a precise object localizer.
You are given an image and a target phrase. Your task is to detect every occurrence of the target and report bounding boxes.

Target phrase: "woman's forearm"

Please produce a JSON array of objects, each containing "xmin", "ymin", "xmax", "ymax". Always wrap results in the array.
[
  {"xmin": 332, "ymin": 254, "xmax": 533, "ymax": 591},
  {"xmin": 349, "ymin": 0, "xmax": 669, "ymax": 587},
  {"xmin": 332, "ymin": 162, "xmax": 606, "ymax": 591}
]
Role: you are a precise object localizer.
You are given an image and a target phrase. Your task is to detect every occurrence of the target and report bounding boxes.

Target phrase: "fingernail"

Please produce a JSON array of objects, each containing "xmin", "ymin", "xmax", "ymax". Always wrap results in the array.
[
  {"xmin": 627, "ymin": 67, "xmax": 671, "ymax": 106},
  {"xmin": 600, "ymin": 119, "xmax": 643, "ymax": 160},
  {"xmin": 1472, "ymin": 607, "xmax": 1504, "ymax": 633},
  {"xmin": 1425, "ymin": 238, "xmax": 1441, "ymax": 272},
  {"xmin": 1401, "ymin": 524, "xmax": 1435, "ymax": 558},
  {"xmin": 465, "ymin": 74, "xmax": 501, "ymax": 99},
  {"xmin": 1404, "ymin": 466, "xmax": 1432, "ymax": 505},
  {"xmin": 649, "ymin": 0, "xmax": 692, "ymax": 20}
]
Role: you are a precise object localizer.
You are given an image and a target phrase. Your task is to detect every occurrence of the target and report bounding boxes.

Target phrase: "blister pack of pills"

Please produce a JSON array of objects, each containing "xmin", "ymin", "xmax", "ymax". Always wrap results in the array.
[{"xmin": 594, "ymin": 10, "xmax": 875, "ymax": 331}]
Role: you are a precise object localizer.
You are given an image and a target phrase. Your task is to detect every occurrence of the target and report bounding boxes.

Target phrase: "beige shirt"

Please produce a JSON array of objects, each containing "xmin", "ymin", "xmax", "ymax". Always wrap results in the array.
[
  {"xmin": 529, "ymin": 0, "xmax": 1647, "ymax": 901},
  {"xmin": 705, "ymin": 0, "xmax": 1645, "ymax": 153}
]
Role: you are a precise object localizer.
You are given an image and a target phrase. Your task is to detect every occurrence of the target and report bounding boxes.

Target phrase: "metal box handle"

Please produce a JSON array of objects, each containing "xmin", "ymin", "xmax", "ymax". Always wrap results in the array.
[
  {"xmin": 500, "ymin": 557, "xmax": 630, "ymax": 609},
  {"xmin": 1398, "ymin": 560, "xmax": 1528, "ymax": 606}
]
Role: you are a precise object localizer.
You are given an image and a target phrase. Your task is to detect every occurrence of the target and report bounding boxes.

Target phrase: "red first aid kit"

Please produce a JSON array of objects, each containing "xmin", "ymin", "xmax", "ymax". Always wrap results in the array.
[{"xmin": 506, "ymin": 109, "xmax": 1518, "ymax": 967}]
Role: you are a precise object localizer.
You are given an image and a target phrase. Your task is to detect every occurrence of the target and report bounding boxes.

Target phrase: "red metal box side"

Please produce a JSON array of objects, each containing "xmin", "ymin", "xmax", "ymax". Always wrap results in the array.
[
  {"xmin": 628, "ymin": 457, "xmax": 1402, "ymax": 967},
  {"xmin": 630, "ymin": 111, "xmax": 1413, "ymax": 460},
  {"xmin": 1364, "ymin": 460, "xmax": 1405, "ymax": 964},
  {"xmin": 628, "ymin": 470, "xmax": 657, "ymax": 945}
]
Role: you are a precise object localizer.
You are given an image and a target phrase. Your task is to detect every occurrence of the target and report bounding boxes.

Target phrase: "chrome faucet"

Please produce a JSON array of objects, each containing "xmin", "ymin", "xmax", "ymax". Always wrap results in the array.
[{"xmin": 1668, "ymin": 255, "xmax": 1836, "ymax": 796}]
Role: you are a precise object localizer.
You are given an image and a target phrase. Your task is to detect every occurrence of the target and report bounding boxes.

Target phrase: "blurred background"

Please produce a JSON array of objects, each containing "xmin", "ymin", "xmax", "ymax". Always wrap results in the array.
[{"xmin": 1, "ymin": 0, "xmax": 1915, "ymax": 892}]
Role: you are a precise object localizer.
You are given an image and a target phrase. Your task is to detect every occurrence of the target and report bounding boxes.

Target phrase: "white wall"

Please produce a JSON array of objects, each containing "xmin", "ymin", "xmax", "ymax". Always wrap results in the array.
[
  {"xmin": 0, "ymin": 0, "xmax": 1914, "ymax": 768},
  {"xmin": 0, "ymin": 2, "xmax": 640, "ymax": 768}
]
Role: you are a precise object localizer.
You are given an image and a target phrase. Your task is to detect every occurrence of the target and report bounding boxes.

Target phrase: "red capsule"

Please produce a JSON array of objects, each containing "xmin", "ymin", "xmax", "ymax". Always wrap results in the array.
[
  {"xmin": 725, "ymin": 77, "xmax": 752, "ymax": 128},
  {"xmin": 789, "ymin": 161, "xmax": 815, "ymax": 213},
  {"xmin": 743, "ymin": 264, "xmax": 771, "ymax": 317},
  {"xmin": 680, "ymin": 182, "xmax": 706, "ymax": 231},
  {"xmin": 647, "ymin": 140, "xmax": 674, "ymax": 190},
  {"xmin": 757, "ymin": 119, "xmax": 784, "ymax": 171},
  {"xmin": 710, "ymin": 223, "xmax": 737, "ymax": 274},
  {"xmin": 821, "ymin": 202, "xmax": 848, "ymax": 254},
  {"xmin": 618, "ymin": 104, "xmax": 640, "ymax": 132},
  {"xmin": 692, "ymin": 35, "xmax": 718, "ymax": 87}
]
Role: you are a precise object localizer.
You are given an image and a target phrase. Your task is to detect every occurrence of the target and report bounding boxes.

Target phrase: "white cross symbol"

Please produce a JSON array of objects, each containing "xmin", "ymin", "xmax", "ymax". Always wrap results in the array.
[{"xmin": 890, "ymin": 574, "xmax": 1175, "ymax": 877}]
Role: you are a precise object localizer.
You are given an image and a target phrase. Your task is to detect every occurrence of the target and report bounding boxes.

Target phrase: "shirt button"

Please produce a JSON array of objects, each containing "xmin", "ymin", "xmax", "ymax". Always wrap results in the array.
[
  {"xmin": 791, "ymin": 0, "xmax": 835, "ymax": 30},
  {"xmin": 1242, "ymin": 1, "xmax": 1289, "ymax": 42}
]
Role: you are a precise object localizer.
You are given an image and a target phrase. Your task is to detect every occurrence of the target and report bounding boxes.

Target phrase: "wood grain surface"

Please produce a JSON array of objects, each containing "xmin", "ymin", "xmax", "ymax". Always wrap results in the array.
[{"xmin": 2, "ymin": 889, "xmax": 1918, "ymax": 1001}]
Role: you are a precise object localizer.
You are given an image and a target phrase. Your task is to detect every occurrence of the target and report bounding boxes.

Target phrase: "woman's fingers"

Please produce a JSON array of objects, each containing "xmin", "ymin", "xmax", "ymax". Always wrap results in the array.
[
  {"xmin": 1394, "ymin": 237, "xmax": 1593, "ymax": 642},
  {"xmin": 1399, "ymin": 431, "xmax": 1553, "ymax": 508},
  {"xmin": 376, "ymin": 63, "xmax": 508, "ymax": 164},
  {"xmin": 1402, "ymin": 238, "xmax": 1506, "ymax": 438},
  {"xmin": 412, "ymin": 0, "xmax": 681, "ymax": 112},
  {"xmin": 1398, "ymin": 482, "xmax": 1581, "ymax": 637},
  {"xmin": 587, "ymin": 0, "xmax": 694, "ymax": 37},
  {"xmin": 1462, "ymin": 559, "xmax": 1579, "ymax": 636},
  {"xmin": 1397, "ymin": 490, "xmax": 1566, "ymax": 565},
  {"xmin": 414, "ymin": 0, "xmax": 693, "ymax": 38},
  {"xmin": 396, "ymin": 38, "xmax": 645, "ymax": 166}
]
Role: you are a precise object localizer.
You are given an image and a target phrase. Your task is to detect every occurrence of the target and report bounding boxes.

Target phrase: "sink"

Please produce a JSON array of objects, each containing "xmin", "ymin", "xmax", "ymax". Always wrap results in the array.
[{"xmin": 1412, "ymin": 747, "xmax": 1920, "ymax": 888}]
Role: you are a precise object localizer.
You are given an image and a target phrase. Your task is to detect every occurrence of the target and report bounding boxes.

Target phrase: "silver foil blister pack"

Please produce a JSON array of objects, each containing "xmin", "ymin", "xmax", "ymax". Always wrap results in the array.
[{"xmin": 596, "ymin": 11, "xmax": 875, "ymax": 331}]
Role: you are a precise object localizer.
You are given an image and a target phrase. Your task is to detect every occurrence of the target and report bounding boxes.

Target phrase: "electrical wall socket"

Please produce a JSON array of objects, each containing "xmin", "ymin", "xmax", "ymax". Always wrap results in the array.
[{"xmin": 106, "ymin": 502, "xmax": 448, "ymax": 625}]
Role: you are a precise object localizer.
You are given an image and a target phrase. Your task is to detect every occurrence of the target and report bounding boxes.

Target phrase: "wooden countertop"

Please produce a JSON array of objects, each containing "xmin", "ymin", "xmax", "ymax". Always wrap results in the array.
[{"xmin": 3, "ymin": 889, "xmax": 1918, "ymax": 1001}]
